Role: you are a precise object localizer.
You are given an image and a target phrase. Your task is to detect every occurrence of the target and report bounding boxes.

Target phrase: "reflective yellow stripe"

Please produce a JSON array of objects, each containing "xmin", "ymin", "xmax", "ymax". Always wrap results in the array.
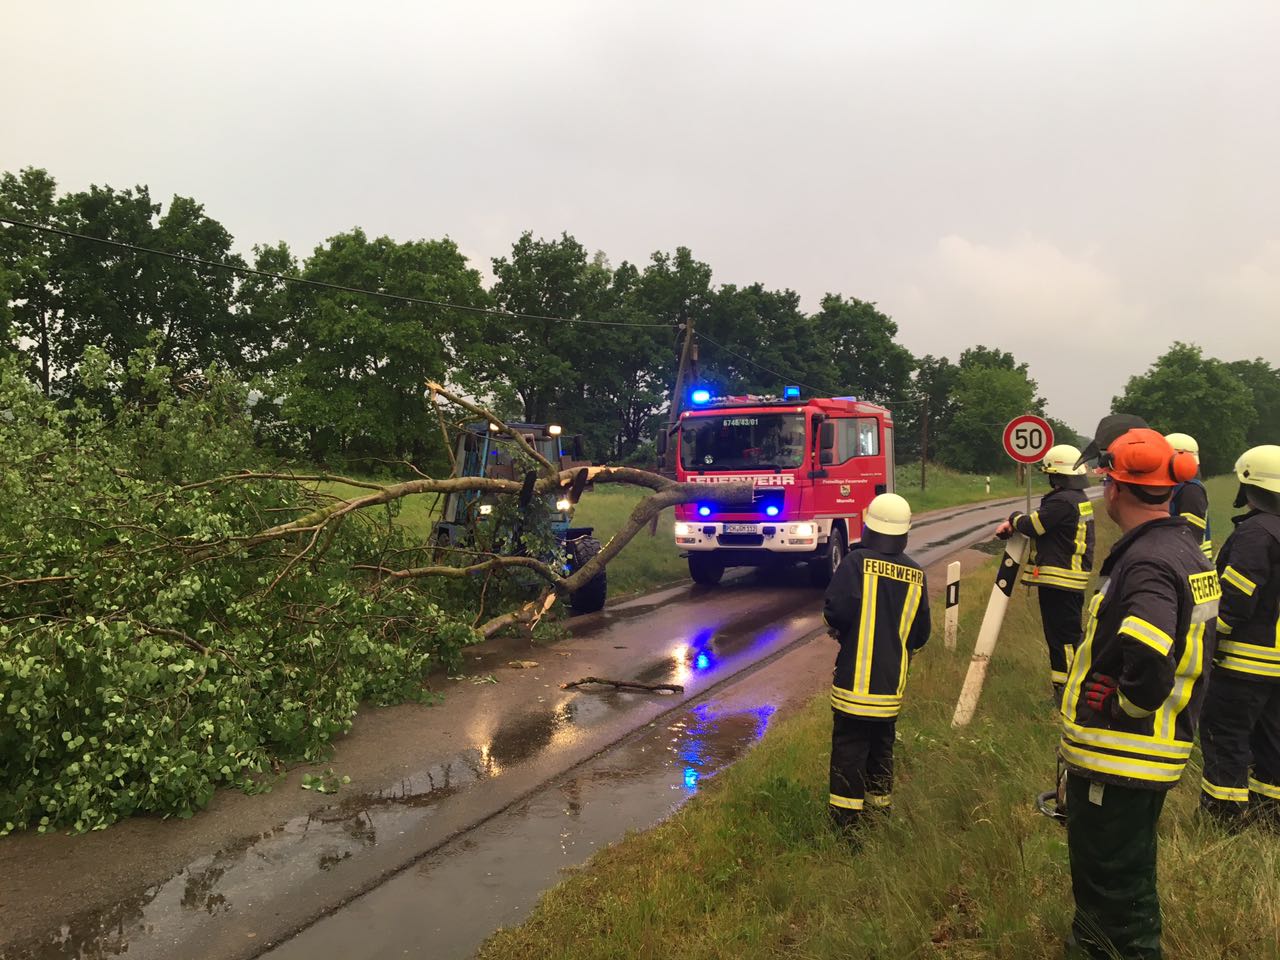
[
  {"xmin": 1063, "ymin": 585, "xmax": 1107, "ymax": 721},
  {"xmin": 831, "ymin": 685, "xmax": 902, "ymax": 704},
  {"xmin": 1216, "ymin": 617, "xmax": 1233, "ymax": 636},
  {"xmin": 1181, "ymin": 512, "xmax": 1207, "ymax": 530},
  {"xmin": 1157, "ymin": 622, "xmax": 1203, "ymax": 741},
  {"xmin": 1249, "ymin": 777, "xmax": 1280, "ymax": 800},
  {"xmin": 1051, "ymin": 670, "xmax": 1069, "ymax": 684},
  {"xmin": 829, "ymin": 793, "xmax": 864, "ymax": 810},
  {"xmin": 1222, "ymin": 565, "xmax": 1257, "ymax": 597},
  {"xmin": 1022, "ymin": 572, "xmax": 1091, "ymax": 591},
  {"xmin": 1216, "ymin": 656, "xmax": 1280, "ymax": 679},
  {"xmin": 1218, "ymin": 640, "xmax": 1280, "ymax": 662},
  {"xmin": 831, "ymin": 697, "xmax": 899, "ymax": 718},
  {"xmin": 1201, "ymin": 541, "xmax": 1214, "ymax": 559},
  {"xmin": 1059, "ymin": 741, "xmax": 1185, "ymax": 783},
  {"xmin": 1073, "ymin": 501, "xmax": 1093, "ymax": 572},
  {"xmin": 853, "ymin": 572, "xmax": 878, "ymax": 694},
  {"xmin": 1030, "ymin": 511, "xmax": 1046, "ymax": 536},
  {"xmin": 896, "ymin": 582, "xmax": 921, "ymax": 697},
  {"xmin": 1119, "ymin": 616, "xmax": 1174, "ymax": 657},
  {"xmin": 1201, "ymin": 777, "xmax": 1248, "ymax": 802},
  {"xmin": 1117, "ymin": 690, "xmax": 1154, "ymax": 718},
  {"xmin": 1062, "ymin": 722, "xmax": 1192, "ymax": 760},
  {"xmin": 866, "ymin": 793, "xmax": 892, "ymax": 808}
]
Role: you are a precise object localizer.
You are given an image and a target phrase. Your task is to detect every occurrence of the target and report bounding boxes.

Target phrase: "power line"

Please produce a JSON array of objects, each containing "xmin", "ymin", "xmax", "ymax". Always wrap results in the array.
[
  {"xmin": 695, "ymin": 330, "xmax": 926, "ymax": 408},
  {"xmin": 0, "ymin": 216, "xmax": 676, "ymax": 330}
]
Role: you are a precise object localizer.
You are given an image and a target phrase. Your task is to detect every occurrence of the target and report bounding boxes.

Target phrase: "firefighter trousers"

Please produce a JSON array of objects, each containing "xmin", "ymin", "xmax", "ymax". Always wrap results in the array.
[
  {"xmin": 1065, "ymin": 774, "xmax": 1167, "ymax": 960},
  {"xmin": 1199, "ymin": 670, "xmax": 1280, "ymax": 826},
  {"xmin": 828, "ymin": 711, "xmax": 894, "ymax": 829},
  {"xmin": 1037, "ymin": 587, "xmax": 1082, "ymax": 694}
]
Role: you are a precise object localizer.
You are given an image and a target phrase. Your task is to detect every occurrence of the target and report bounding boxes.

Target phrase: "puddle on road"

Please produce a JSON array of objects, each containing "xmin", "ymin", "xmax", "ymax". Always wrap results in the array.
[
  {"xmin": 262, "ymin": 698, "xmax": 780, "ymax": 960},
  {"xmin": 4, "ymin": 682, "xmax": 779, "ymax": 960}
]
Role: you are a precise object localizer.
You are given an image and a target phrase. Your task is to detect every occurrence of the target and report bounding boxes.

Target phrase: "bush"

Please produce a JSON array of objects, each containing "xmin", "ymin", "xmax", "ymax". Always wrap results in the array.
[{"xmin": 0, "ymin": 349, "xmax": 480, "ymax": 833}]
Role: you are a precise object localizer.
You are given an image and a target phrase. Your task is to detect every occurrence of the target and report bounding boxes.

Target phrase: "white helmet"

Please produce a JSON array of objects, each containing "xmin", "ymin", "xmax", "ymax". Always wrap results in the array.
[
  {"xmin": 1165, "ymin": 433, "xmax": 1200, "ymax": 465},
  {"xmin": 865, "ymin": 493, "xmax": 912, "ymax": 536},
  {"xmin": 1234, "ymin": 445, "xmax": 1280, "ymax": 514},
  {"xmin": 1041, "ymin": 444, "xmax": 1086, "ymax": 476}
]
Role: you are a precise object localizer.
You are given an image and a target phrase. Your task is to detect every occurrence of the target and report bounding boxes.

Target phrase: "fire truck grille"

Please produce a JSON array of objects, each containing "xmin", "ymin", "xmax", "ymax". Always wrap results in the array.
[{"xmin": 716, "ymin": 533, "xmax": 765, "ymax": 547}]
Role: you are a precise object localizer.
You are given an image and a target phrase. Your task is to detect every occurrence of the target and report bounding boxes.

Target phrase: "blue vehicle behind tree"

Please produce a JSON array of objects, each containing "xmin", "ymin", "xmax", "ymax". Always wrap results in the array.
[{"xmin": 433, "ymin": 421, "xmax": 608, "ymax": 614}]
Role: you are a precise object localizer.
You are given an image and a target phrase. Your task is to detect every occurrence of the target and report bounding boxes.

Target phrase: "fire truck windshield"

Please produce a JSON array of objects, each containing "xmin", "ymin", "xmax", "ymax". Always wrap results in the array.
[{"xmin": 679, "ymin": 413, "xmax": 806, "ymax": 471}]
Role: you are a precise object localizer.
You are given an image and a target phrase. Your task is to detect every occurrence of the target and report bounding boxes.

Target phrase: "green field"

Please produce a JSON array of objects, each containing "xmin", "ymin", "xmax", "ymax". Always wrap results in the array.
[
  {"xmin": 897, "ymin": 461, "xmax": 1028, "ymax": 514},
  {"xmin": 478, "ymin": 475, "xmax": 1277, "ymax": 960}
]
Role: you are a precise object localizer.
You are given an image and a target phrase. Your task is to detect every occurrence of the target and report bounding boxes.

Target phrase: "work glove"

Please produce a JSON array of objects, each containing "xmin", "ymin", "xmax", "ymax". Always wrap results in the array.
[{"xmin": 1083, "ymin": 673, "xmax": 1118, "ymax": 715}]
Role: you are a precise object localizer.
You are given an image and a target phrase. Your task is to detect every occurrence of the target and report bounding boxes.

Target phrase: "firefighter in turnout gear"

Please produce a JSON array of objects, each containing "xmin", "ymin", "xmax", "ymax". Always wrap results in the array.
[
  {"xmin": 1166, "ymin": 433, "xmax": 1213, "ymax": 559},
  {"xmin": 995, "ymin": 444, "xmax": 1095, "ymax": 701},
  {"xmin": 822, "ymin": 493, "xmax": 931, "ymax": 833},
  {"xmin": 1059, "ymin": 420, "xmax": 1216, "ymax": 960},
  {"xmin": 1199, "ymin": 444, "xmax": 1280, "ymax": 828}
]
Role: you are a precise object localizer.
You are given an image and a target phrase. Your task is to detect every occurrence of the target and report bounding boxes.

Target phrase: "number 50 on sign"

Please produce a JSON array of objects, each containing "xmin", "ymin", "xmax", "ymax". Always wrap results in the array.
[{"xmin": 1002, "ymin": 414, "xmax": 1054, "ymax": 464}]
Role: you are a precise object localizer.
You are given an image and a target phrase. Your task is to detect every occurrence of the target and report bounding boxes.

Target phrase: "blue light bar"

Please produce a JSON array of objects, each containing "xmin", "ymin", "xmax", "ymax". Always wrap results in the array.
[
  {"xmin": 783, "ymin": 385, "xmax": 800, "ymax": 400},
  {"xmin": 697, "ymin": 505, "xmax": 712, "ymax": 518},
  {"xmin": 765, "ymin": 504, "xmax": 780, "ymax": 517},
  {"xmin": 690, "ymin": 388, "xmax": 711, "ymax": 405}
]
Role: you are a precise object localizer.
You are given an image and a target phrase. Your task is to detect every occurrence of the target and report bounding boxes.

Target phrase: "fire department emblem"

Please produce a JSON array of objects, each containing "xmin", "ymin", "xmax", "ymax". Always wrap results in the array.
[{"xmin": 840, "ymin": 484, "xmax": 851, "ymax": 497}]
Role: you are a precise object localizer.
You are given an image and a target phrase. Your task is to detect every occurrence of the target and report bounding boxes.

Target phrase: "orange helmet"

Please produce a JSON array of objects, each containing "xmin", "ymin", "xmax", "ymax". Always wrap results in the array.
[{"xmin": 1096, "ymin": 428, "xmax": 1198, "ymax": 487}]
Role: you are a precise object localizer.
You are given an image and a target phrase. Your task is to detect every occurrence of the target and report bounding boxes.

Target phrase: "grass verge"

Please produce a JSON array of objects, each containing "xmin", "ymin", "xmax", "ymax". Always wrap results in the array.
[{"xmin": 477, "ymin": 481, "xmax": 1279, "ymax": 960}]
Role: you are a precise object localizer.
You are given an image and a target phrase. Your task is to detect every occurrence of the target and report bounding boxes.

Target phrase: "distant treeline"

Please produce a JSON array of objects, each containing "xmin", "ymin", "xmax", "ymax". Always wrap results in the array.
[{"xmin": 3, "ymin": 167, "xmax": 1274, "ymax": 474}]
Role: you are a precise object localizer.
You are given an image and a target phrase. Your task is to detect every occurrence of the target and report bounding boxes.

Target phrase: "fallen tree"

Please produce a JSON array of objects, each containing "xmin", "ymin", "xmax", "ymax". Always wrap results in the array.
[{"xmin": 0, "ymin": 350, "xmax": 746, "ymax": 832}]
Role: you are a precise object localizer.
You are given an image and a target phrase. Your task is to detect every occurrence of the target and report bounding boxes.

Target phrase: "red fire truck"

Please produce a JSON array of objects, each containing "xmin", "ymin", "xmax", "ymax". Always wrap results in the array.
[{"xmin": 667, "ymin": 390, "xmax": 895, "ymax": 587}]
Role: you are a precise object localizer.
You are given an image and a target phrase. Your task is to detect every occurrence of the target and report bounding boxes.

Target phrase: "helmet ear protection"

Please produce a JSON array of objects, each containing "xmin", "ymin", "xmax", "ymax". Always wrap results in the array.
[{"xmin": 1097, "ymin": 428, "xmax": 1194, "ymax": 488}]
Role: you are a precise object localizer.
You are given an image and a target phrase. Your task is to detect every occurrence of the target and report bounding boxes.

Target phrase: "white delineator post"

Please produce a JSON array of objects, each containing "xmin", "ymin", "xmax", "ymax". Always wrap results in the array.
[
  {"xmin": 944, "ymin": 561, "xmax": 961, "ymax": 650},
  {"xmin": 951, "ymin": 534, "xmax": 1029, "ymax": 727}
]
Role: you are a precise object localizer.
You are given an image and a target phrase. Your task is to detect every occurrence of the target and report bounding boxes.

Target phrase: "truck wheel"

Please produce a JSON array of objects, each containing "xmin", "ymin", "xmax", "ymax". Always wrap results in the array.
[
  {"xmin": 810, "ymin": 527, "xmax": 845, "ymax": 588},
  {"xmin": 568, "ymin": 537, "xmax": 608, "ymax": 614},
  {"xmin": 688, "ymin": 553, "xmax": 725, "ymax": 586}
]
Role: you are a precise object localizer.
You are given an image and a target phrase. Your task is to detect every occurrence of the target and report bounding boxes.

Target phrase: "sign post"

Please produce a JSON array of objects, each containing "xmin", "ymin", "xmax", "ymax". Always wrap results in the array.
[
  {"xmin": 1002, "ymin": 414, "xmax": 1054, "ymax": 513},
  {"xmin": 951, "ymin": 414, "xmax": 1054, "ymax": 727}
]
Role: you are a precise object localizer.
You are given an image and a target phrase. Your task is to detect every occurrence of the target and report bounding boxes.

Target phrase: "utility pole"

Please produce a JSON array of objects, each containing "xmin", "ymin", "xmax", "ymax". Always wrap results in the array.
[
  {"xmin": 919, "ymin": 395, "xmax": 929, "ymax": 491},
  {"xmin": 661, "ymin": 313, "xmax": 696, "ymax": 477}
]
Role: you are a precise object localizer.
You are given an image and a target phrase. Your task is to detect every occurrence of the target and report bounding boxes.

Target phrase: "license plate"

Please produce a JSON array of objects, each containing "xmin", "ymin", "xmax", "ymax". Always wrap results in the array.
[{"xmin": 724, "ymin": 523, "xmax": 757, "ymax": 534}]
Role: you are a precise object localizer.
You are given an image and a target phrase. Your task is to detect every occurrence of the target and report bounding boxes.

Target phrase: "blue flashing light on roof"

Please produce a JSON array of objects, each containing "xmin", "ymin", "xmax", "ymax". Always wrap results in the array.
[
  {"xmin": 690, "ymin": 388, "xmax": 712, "ymax": 405},
  {"xmin": 765, "ymin": 504, "xmax": 780, "ymax": 517},
  {"xmin": 697, "ymin": 505, "xmax": 712, "ymax": 518},
  {"xmin": 782, "ymin": 385, "xmax": 801, "ymax": 400}
]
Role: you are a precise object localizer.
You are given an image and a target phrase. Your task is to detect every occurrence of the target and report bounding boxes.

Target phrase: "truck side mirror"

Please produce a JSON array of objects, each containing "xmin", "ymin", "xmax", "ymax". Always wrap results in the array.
[
  {"xmin": 820, "ymin": 450, "xmax": 834, "ymax": 466},
  {"xmin": 656, "ymin": 430, "xmax": 668, "ymax": 456},
  {"xmin": 819, "ymin": 422, "xmax": 836, "ymax": 451}
]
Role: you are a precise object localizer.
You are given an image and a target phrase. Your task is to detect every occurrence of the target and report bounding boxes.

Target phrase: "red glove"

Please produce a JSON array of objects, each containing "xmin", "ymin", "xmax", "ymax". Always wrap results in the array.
[{"xmin": 1084, "ymin": 673, "xmax": 1118, "ymax": 714}]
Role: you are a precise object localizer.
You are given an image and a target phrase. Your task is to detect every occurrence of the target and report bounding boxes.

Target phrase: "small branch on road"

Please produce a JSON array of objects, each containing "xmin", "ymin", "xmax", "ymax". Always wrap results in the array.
[{"xmin": 561, "ymin": 676, "xmax": 684, "ymax": 694}]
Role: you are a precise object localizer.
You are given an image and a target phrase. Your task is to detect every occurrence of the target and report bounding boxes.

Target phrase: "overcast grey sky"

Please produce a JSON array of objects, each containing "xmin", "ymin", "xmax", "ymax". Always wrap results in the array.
[{"xmin": 4, "ymin": 1, "xmax": 1278, "ymax": 433}]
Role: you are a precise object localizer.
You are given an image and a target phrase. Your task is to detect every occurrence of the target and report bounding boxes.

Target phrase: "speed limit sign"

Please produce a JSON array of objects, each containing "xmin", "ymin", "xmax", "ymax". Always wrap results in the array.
[{"xmin": 1003, "ymin": 414, "xmax": 1054, "ymax": 464}]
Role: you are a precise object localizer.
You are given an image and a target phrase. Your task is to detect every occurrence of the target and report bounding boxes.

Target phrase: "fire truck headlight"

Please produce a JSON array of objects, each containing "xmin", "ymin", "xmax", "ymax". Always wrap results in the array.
[
  {"xmin": 478, "ymin": 504, "xmax": 493, "ymax": 516},
  {"xmin": 792, "ymin": 522, "xmax": 815, "ymax": 537},
  {"xmin": 697, "ymin": 505, "xmax": 712, "ymax": 518},
  {"xmin": 547, "ymin": 424, "xmax": 562, "ymax": 436},
  {"xmin": 765, "ymin": 505, "xmax": 780, "ymax": 517},
  {"xmin": 555, "ymin": 498, "xmax": 572, "ymax": 512},
  {"xmin": 674, "ymin": 523, "xmax": 691, "ymax": 537}
]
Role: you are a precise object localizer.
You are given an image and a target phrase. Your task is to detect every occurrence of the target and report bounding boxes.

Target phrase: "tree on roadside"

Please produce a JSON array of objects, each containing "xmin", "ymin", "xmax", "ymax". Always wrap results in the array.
[
  {"xmin": 819, "ymin": 294, "xmax": 916, "ymax": 404},
  {"xmin": 1225, "ymin": 357, "xmax": 1280, "ymax": 449},
  {"xmin": 1112, "ymin": 342, "xmax": 1255, "ymax": 475},
  {"xmin": 280, "ymin": 228, "xmax": 490, "ymax": 465},
  {"xmin": 0, "ymin": 168, "xmax": 63, "ymax": 394}
]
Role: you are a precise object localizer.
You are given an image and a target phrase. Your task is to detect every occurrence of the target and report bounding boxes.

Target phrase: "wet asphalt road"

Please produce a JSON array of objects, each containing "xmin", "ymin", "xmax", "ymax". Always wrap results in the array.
[{"xmin": 0, "ymin": 494, "xmax": 1041, "ymax": 960}]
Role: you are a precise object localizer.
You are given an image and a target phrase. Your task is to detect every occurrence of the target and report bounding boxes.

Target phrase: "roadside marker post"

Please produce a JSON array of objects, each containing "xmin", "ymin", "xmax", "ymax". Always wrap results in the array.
[
  {"xmin": 944, "ymin": 560, "xmax": 961, "ymax": 650},
  {"xmin": 951, "ymin": 415, "xmax": 1053, "ymax": 727},
  {"xmin": 952, "ymin": 534, "xmax": 1029, "ymax": 726}
]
